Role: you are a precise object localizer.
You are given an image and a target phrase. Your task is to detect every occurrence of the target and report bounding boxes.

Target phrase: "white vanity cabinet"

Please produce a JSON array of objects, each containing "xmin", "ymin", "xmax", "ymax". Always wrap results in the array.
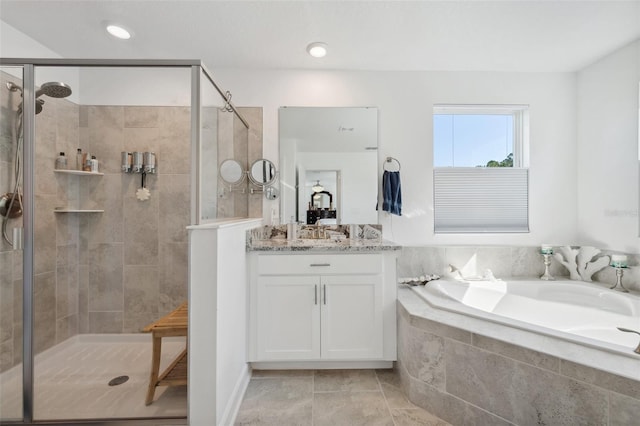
[{"xmin": 248, "ymin": 252, "xmax": 397, "ymax": 367}]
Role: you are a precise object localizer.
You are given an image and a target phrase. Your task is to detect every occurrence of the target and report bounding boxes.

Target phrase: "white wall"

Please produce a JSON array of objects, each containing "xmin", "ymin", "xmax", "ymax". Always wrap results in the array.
[
  {"xmin": 212, "ymin": 69, "xmax": 578, "ymax": 246},
  {"xmin": 577, "ymin": 40, "xmax": 640, "ymax": 254},
  {"xmin": 188, "ymin": 218, "xmax": 262, "ymax": 425},
  {"xmin": 0, "ymin": 20, "xmax": 80, "ymax": 103},
  {"xmin": 78, "ymin": 67, "xmax": 193, "ymax": 106}
]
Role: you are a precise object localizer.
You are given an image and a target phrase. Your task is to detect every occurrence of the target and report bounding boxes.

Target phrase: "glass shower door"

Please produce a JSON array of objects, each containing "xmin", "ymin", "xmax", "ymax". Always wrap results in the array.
[{"xmin": 0, "ymin": 65, "xmax": 24, "ymax": 422}]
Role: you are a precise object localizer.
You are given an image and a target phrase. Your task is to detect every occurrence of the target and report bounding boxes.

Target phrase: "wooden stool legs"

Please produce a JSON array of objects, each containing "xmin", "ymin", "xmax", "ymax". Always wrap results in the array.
[
  {"xmin": 145, "ymin": 335, "xmax": 163, "ymax": 405},
  {"xmin": 143, "ymin": 302, "xmax": 188, "ymax": 405}
]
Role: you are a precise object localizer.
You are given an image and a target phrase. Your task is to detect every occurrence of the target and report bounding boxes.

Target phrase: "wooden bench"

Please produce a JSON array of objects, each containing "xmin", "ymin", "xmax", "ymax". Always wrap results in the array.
[{"xmin": 142, "ymin": 301, "xmax": 188, "ymax": 405}]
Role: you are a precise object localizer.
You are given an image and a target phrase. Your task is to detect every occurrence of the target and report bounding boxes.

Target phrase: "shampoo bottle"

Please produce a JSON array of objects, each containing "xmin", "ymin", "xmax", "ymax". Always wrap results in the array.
[
  {"xmin": 76, "ymin": 148, "xmax": 83, "ymax": 170},
  {"xmin": 90, "ymin": 156, "xmax": 99, "ymax": 173},
  {"xmin": 55, "ymin": 152, "xmax": 67, "ymax": 170}
]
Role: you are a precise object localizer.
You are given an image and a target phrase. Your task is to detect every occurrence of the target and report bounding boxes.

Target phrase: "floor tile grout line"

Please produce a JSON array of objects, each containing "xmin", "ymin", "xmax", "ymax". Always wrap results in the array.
[
  {"xmin": 375, "ymin": 369, "xmax": 398, "ymax": 426},
  {"xmin": 311, "ymin": 370, "xmax": 315, "ymax": 426}
]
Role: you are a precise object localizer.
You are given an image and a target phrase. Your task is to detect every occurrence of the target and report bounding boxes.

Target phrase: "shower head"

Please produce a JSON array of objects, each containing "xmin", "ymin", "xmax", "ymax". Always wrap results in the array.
[
  {"xmin": 16, "ymin": 99, "xmax": 44, "ymax": 116},
  {"xmin": 36, "ymin": 81, "xmax": 72, "ymax": 98},
  {"xmin": 7, "ymin": 81, "xmax": 71, "ymax": 115}
]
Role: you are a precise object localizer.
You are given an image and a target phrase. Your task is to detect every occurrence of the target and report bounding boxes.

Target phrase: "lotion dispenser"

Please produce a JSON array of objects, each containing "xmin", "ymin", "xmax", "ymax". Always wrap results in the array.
[{"xmin": 287, "ymin": 216, "xmax": 297, "ymax": 241}]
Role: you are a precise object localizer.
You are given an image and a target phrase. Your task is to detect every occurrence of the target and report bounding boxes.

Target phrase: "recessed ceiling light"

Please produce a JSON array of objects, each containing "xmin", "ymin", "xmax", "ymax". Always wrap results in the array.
[
  {"xmin": 307, "ymin": 42, "xmax": 328, "ymax": 58},
  {"xmin": 106, "ymin": 24, "xmax": 131, "ymax": 40}
]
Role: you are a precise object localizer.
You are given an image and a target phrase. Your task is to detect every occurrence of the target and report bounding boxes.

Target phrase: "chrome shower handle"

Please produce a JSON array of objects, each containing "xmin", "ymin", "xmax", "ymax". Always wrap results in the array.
[{"xmin": 617, "ymin": 327, "xmax": 640, "ymax": 354}]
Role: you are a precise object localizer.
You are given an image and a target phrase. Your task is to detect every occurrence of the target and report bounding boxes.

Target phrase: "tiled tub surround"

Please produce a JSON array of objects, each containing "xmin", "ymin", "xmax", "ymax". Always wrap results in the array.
[
  {"xmin": 398, "ymin": 245, "xmax": 640, "ymax": 292},
  {"xmin": 395, "ymin": 246, "xmax": 640, "ymax": 425},
  {"xmin": 397, "ymin": 287, "xmax": 640, "ymax": 426},
  {"xmin": 408, "ymin": 279, "xmax": 639, "ymax": 378}
]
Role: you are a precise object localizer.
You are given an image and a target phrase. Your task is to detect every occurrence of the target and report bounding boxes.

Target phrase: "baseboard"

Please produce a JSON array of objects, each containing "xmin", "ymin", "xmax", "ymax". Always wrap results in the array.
[
  {"xmin": 217, "ymin": 363, "xmax": 251, "ymax": 426},
  {"xmin": 250, "ymin": 360, "xmax": 393, "ymax": 370}
]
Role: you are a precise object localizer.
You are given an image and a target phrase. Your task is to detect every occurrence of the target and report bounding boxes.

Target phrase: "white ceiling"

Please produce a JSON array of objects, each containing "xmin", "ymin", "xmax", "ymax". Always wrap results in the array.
[{"xmin": 0, "ymin": 0, "xmax": 639, "ymax": 72}]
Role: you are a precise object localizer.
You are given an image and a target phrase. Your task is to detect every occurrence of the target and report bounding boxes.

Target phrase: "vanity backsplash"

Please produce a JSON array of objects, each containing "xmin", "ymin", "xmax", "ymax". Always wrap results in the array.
[{"xmin": 248, "ymin": 224, "xmax": 383, "ymax": 242}]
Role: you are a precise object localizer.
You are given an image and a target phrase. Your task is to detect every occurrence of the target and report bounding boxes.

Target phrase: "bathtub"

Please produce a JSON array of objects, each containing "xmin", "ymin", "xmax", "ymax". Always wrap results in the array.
[{"xmin": 411, "ymin": 278, "xmax": 640, "ymax": 356}]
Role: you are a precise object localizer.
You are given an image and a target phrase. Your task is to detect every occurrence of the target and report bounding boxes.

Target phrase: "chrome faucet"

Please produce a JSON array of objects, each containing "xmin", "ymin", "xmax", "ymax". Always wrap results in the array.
[
  {"xmin": 617, "ymin": 327, "xmax": 640, "ymax": 354},
  {"xmin": 313, "ymin": 220, "xmax": 327, "ymax": 239}
]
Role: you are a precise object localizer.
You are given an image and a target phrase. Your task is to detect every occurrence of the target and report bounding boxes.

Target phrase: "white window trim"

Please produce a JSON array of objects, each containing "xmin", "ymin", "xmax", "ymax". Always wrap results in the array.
[
  {"xmin": 433, "ymin": 104, "xmax": 530, "ymax": 234},
  {"xmin": 433, "ymin": 104, "xmax": 529, "ymax": 168}
]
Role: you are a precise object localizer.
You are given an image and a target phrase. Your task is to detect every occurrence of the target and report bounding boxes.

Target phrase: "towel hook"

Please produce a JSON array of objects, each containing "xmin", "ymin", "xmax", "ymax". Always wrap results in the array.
[{"xmin": 384, "ymin": 156, "xmax": 401, "ymax": 171}]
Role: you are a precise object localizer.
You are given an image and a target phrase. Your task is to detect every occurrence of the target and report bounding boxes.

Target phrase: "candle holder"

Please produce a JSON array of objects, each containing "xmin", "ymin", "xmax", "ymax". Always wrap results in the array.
[
  {"xmin": 610, "ymin": 266, "xmax": 629, "ymax": 293},
  {"xmin": 540, "ymin": 252, "xmax": 555, "ymax": 281}
]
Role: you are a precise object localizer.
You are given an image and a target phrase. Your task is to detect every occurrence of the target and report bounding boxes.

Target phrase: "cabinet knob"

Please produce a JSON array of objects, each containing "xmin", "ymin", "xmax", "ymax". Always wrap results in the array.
[{"xmin": 310, "ymin": 263, "xmax": 330, "ymax": 267}]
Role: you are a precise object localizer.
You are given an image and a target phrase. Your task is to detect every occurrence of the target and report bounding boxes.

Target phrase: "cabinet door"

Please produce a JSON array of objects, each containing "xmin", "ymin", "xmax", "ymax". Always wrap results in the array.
[
  {"xmin": 320, "ymin": 274, "xmax": 384, "ymax": 360},
  {"xmin": 256, "ymin": 275, "xmax": 321, "ymax": 360}
]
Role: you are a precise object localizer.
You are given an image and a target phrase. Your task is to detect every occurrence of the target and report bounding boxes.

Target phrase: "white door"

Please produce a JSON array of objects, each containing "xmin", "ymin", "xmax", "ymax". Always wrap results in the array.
[
  {"xmin": 320, "ymin": 274, "xmax": 383, "ymax": 360},
  {"xmin": 256, "ymin": 275, "xmax": 321, "ymax": 360}
]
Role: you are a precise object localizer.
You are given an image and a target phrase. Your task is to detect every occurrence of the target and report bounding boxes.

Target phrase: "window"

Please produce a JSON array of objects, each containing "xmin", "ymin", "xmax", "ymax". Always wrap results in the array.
[{"xmin": 433, "ymin": 105, "xmax": 529, "ymax": 233}]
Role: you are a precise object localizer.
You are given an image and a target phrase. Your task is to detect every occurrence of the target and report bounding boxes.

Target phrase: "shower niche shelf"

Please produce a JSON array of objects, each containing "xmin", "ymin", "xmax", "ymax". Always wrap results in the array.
[
  {"xmin": 54, "ymin": 169, "xmax": 105, "ymax": 213},
  {"xmin": 54, "ymin": 208, "xmax": 104, "ymax": 213},
  {"xmin": 54, "ymin": 170, "xmax": 104, "ymax": 176}
]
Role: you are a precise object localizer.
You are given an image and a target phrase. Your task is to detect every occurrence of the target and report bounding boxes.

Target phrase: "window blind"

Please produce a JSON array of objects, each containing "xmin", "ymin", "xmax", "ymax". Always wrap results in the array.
[{"xmin": 434, "ymin": 168, "xmax": 529, "ymax": 233}]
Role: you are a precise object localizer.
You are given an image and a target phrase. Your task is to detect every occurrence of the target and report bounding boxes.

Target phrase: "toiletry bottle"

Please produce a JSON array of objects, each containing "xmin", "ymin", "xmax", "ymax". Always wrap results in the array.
[
  {"xmin": 83, "ymin": 155, "xmax": 92, "ymax": 172},
  {"xmin": 76, "ymin": 148, "xmax": 83, "ymax": 170},
  {"xmin": 82, "ymin": 152, "xmax": 89, "ymax": 171},
  {"xmin": 90, "ymin": 156, "xmax": 99, "ymax": 173},
  {"xmin": 287, "ymin": 216, "xmax": 297, "ymax": 241},
  {"xmin": 55, "ymin": 152, "xmax": 67, "ymax": 170}
]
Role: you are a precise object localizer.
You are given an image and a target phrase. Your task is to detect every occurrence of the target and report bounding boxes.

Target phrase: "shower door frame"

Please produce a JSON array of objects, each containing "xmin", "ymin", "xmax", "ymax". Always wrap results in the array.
[{"xmin": 0, "ymin": 58, "xmax": 248, "ymax": 425}]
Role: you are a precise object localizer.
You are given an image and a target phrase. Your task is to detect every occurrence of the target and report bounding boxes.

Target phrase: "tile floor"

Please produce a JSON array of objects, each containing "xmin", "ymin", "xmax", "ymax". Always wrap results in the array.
[
  {"xmin": 235, "ymin": 369, "xmax": 451, "ymax": 426},
  {"xmin": 0, "ymin": 334, "xmax": 187, "ymax": 421}
]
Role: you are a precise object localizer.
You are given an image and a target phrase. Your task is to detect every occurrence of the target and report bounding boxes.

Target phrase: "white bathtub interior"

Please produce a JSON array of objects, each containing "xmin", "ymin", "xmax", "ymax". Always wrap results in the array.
[{"xmin": 412, "ymin": 278, "xmax": 640, "ymax": 357}]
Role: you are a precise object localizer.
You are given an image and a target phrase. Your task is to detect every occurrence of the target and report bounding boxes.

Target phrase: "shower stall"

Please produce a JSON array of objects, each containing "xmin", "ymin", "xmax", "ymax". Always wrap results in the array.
[{"xmin": 0, "ymin": 59, "xmax": 249, "ymax": 424}]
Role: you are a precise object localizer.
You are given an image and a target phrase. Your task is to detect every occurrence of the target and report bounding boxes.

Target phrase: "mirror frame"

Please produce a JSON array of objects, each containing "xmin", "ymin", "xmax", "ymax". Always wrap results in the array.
[
  {"xmin": 248, "ymin": 158, "xmax": 277, "ymax": 186},
  {"xmin": 311, "ymin": 190, "xmax": 333, "ymax": 209},
  {"xmin": 219, "ymin": 158, "xmax": 246, "ymax": 186}
]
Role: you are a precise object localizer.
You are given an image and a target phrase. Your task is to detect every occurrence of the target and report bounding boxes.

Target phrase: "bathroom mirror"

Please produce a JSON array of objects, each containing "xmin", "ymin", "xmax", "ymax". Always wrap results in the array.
[
  {"xmin": 219, "ymin": 159, "xmax": 245, "ymax": 186},
  {"xmin": 248, "ymin": 158, "xmax": 277, "ymax": 186},
  {"xmin": 279, "ymin": 107, "xmax": 379, "ymax": 225},
  {"xmin": 311, "ymin": 191, "xmax": 333, "ymax": 209}
]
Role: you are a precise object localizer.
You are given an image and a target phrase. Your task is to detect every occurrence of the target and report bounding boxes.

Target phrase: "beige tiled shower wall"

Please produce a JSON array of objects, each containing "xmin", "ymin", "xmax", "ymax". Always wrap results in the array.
[
  {"xmin": 0, "ymin": 70, "xmax": 81, "ymax": 372},
  {"xmin": 77, "ymin": 105, "xmax": 191, "ymax": 334},
  {"xmin": 244, "ymin": 107, "xmax": 264, "ymax": 219},
  {"xmin": 217, "ymin": 107, "xmax": 264, "ymax": 219},
  {"xmin": 0, "ymin": 71, "xmax": 25, "ymax": 373},
  {"xmin": 0, "ymin": 85, "xmax": 264, "ymax": 373}
]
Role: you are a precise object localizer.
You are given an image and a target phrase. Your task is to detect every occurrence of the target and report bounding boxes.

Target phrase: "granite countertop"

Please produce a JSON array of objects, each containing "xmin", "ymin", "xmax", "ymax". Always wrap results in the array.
[{"xmin": 247, "ymin": 238, "xmax": 401, "ymax": 252}]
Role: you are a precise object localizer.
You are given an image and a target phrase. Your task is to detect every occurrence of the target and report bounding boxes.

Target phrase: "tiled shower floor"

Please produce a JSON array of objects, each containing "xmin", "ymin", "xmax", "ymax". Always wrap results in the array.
[{"xmin": 0, "ymin": 334, "xmax": 187, "ymax": 421}]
